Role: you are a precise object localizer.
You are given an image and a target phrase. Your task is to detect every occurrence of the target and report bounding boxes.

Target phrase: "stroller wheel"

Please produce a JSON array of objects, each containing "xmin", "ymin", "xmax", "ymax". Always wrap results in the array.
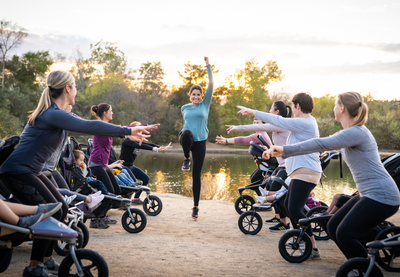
[
  {"xmin": 142, "ymin": 195, "xmax": 163, "ymax": 216},
  {"xmin": 278, "ymin": 229, "xmax": 312, "ymax": 263},
  {"xmin": 59, "ymin": 249, "xmax": 109, "ymax": 277},
  {"xmin": 55, "ymin": 224, "xmax": 83, "ymax": 256},
  {"xmin": 238, "ymin": 211, "xmax": 262, "ymax": 235},
  {"xmin": 336, "ymin": 257, "xmax": 383, "ymax": 277},
  {"xmin": 121, "ymin": 208, "xmax": 147, "ymax": 233},
  {"xmin": 375, "ymin": 226, "xmax": 400, "ymax": 272},
  {"xmin": 234, "ymin": 195, "xmax": 255, "ymax": 215},
  {"xmin": 77, "ymin": 221, "xmax": 90, "ymax": 248},
  {"xmin": 305, "ymin": 206, "xmax": 329, "ymax": 241}
]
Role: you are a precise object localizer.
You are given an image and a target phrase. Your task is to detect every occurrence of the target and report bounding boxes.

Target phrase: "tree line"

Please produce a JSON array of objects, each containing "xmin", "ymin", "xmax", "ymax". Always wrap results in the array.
[{"xmin": 1, "ymin": 21, "xmax": 399, "ymax": 150}]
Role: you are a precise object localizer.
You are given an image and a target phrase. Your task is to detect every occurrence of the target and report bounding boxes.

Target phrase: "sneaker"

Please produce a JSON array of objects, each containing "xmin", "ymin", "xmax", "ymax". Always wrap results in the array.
[
  {"xmin": 43, "ymin": 257, "xmax": 59, "ymax": 274},
  {"xmin": 131, "ymin": 199, "xmax": 143, "ymax": 205},
  {"xmin": 265, "ymin": 216, "xmax": 280, "ymax": 225},
  {"xmin": 269, "ymin": 222, "xmax": 290, "ymax": 232},
  {"xmin": 35, "ymin": 203, "xmax": 63, "ymax": 217},
  {"xmin": 92, "ymin": 190, "xmax": 102, "ymax": 197},
  {"xmin": 347, "ymin": 269, "xmax": 359, "ymax": 277},
  {"xmin": 129, "ymin": 181, "xmax": 143, "ymax": 187},
  {"xmin": 18, "ymin": 213, "xmax": 44, "ymax": 228},
  {"xmin": 22, "ymin": 264, "xmax": 52, "ymax": 277},
  {"xmin": 259, "ymin": 187, "xmax": 269, "ymax": 196},
  {"xmin": 285, "ymin": 240, "xmax": 305, "ymax": 249},
  {"xmin": 102, "ymin": 216, "xmax": 117, "ymax": 225},
  {"xmin": 310, "ymin": 248, "xmax": 321, "ymax": 259},
  {"xmin": 87, "ymin": 194, "xmax": 105, "ymax": 209},
  {"xmin": 182, "ymin": 158, "xmax": 190, "ymax": 171},
  {"xmin": 90, "ymin": 218, "xmax": 109, "ymax": 229},
  {"xmin": 192, "ymin": 207, "xmax": 199, "ymax": 219},
  {"xmin": 64, "ymin": 195, "xmax": 77, "ymax": 205},
  {"xmin": 255, "ymin": 195, "xmax": 267, "ymax": 203}
]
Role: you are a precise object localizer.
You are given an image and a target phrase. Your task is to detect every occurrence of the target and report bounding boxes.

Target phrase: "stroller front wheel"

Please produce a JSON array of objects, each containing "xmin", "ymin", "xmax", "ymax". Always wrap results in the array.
[
  {"xmin": 279, "ymin": 229, "xmax": 312, "ymax": 263},
  {"xmin": 59, "ymin": 249, "xmax": 109, "ymax": 277},
  {"xmin": 336, "ymin": 257, "xmax": 383, "ymax": 277},
  {"xmin": 234, "ymin": 195, "xmax": 255, "ymax": 215},
  {"xmin": 142, "ymin": 195, "xmax": 163, "ymax": 216},
  {"xmin": 238, "ymin": 211, "xmax": 263, "ymax": 235},
  {"xmin": 121, "ymin": 208, "xmax": 147, "ymax": 233}
]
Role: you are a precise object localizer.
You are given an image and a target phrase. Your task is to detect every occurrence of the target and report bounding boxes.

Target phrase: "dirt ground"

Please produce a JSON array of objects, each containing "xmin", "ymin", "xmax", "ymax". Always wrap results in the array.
[{"xmin": 5, "ymin": 192, "xmax": 400, "ymax": 277}]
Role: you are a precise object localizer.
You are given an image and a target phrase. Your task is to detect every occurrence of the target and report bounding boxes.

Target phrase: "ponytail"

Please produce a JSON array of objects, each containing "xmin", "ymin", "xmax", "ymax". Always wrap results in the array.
[
  {"xmin": 337, "ymin": 92, "xmax": 368, "ymax": 126},
  {"xmin": 91, "ymin": 103, "xmax": 111, "ymax": 119},
  {"xmin": 28, "ymin": 70, "xmax": 74, "ymax": 127},
  {"xmin": 273, "ymin": 101, "xmax": 292, "ymax": 118}
]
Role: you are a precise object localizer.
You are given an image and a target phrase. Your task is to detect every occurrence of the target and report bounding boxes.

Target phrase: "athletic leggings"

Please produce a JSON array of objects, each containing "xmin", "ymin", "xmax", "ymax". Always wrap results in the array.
[
  {"xmin": 0, "ymin": 173, "xmax": 68, "ymax": 261},
  {"xmin": 128, "ymin": 165, "xmax": 150, "ymax": 199},
  {"xmin": 90, "ymin": 166, "xmax": 121, "ymax": 195},
  {"xmin": 284, "ymin": 179, "xmax": 316, "ymax": 237},
  {"xmin": 267, "ymin": 167, "xmax": 288, "ymax": 218},
  {"xmin": 327, "ymin": 194, "xmax": 399, "ymax": 259},
  {"xmin": 179, "ymin": 130, "xmax": 206, "ymax": 207}
]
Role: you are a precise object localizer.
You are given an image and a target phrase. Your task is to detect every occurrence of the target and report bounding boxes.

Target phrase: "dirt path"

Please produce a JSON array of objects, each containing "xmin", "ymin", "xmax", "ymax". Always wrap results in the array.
[{"xmin": 6, "ymin": 192, "xmax": 400, "ymax": 276}]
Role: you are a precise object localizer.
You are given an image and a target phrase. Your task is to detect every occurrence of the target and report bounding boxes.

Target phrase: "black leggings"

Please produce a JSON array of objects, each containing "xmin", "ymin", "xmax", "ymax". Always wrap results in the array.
[
  {"xmin": 179, "ymin": 130, "xmax": 206, "ymax": 207},
  {"xmin": 90, "ymin": 166, "xmax": 121, "ymax": 195},
  {"xmin": 128, "ymin": 165, "xmax": 150, "ymax": 199},
  {"xmin": 327, "ymin": 194, "xmax": 399, "ymax": 259},
  {"xmin": 267, "ymin": 167, "xmax": 288, "ymax": 218},
  {"xmin": 0, "ymin": 173, "xmax": 68, "ymax": 261},
  {"xmin": 51, "ymin": 170, "xmax": 70, "ymax": 189},
  {"xmin": 284, "ymin": 179, "xmax": 316, "ymax": 237}
]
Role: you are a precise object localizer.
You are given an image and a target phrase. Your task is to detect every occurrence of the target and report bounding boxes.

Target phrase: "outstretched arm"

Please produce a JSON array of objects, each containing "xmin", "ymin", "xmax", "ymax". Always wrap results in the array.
[{"xmin": 202, "ymin": 57, "xmax": 214, "ymax": 108}]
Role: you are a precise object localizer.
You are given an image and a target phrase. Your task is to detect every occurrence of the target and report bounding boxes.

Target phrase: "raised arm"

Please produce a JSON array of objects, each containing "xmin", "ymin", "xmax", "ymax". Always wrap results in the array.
[{"xmin": 202, "ymin": 57, "xmax": 214, "ymax": 108}]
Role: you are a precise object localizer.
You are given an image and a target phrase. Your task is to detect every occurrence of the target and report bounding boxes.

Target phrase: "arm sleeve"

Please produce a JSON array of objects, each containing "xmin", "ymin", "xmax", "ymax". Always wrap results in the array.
[
  {"xmin": 283, "ymin": 127, "xmax": 361, "ymax": 158},
  {"xmin": 233, "ymin": 123, "xmax": 288, "ymax": 133},
  {"xmin": 234, "ymin": 133, "xmax": 266, "ymax": 145},
  {"xmin": 255, "ymin": 111, "xmax": 309, "ymax": 132},
  {"xmin": 123, "ymin": 140, "xmax": 157, "ymax": 151},
  {"xmin": 48, "ymin": 111, "xmax": 131, "ymax": 137},
  {"xmin": 201, "ymin": 66, "xmax": 214, "ymax": 108}
]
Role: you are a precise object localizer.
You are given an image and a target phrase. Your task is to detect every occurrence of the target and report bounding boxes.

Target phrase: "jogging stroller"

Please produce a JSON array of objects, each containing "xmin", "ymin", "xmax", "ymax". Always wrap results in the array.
[
  {"xmin": 59, "ymin": 136, "xmax": 147, "ymax": 233},
  {"xmin": 84, "ymin": 138, "xmax": 163, "ymax": 216}
]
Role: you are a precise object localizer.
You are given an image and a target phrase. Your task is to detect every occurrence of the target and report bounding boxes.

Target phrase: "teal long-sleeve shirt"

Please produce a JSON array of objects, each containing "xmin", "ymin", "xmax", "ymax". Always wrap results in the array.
[{"xmin": 181, "ymin": 66, "xmax": 214, "ymax": 141}]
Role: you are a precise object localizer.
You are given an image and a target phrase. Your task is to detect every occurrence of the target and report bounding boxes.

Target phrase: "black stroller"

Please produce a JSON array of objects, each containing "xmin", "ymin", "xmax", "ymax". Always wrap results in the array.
[{"xmin": 59, "ymin": 137, "xmax": 147, "ymax": 233}]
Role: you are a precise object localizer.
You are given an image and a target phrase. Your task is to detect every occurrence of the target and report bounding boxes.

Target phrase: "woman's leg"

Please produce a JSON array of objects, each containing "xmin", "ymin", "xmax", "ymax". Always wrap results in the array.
[
  {"xmin": 57, "ymin": 189, "xmax": 88, "ymax": 202},
  {"xmin": 129, "ymin": 166, "xmax": 150, "ymax": 199},
  {"xmin": 90, "ymin": 166, "xmax": 119, "ymax": 195},
  {"xmin": 104, "ymin": 167, "xmax": 121, "ymax": 195},
  {"xmin": 179, "ymin": 130, "xmax": 193, "ymax": 159},
  {"xmin": 191, "ymin": 140, "xmax": 206, "ymax": 207},
  {"xmin": 270, "ymin": 167, "xmax": 288, "ymax": 220},
  {"xmin": 88, "ymin": 180, "xmax": 109, "ymax": 195},
  {"xmin": 51, "ymin": 170, "xmax": 70, "ymax": 189}
]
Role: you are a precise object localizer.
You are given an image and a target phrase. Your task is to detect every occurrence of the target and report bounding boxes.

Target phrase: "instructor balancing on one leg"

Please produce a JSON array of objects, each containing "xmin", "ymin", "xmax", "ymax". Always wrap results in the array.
[{"xmin": 179, "ymin": 56, "xmax": 214, "ymax": 219}]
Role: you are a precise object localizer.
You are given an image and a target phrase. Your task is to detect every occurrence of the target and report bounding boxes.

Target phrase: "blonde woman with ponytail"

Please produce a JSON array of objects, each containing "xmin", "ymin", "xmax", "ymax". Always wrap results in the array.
[
  {"xmin": 0, "ymin": 70, "xmax": 158, "ymax": 276},
  {"xmin": 266, "ymin": 92, "xmax": 400, "ymax": 261}
]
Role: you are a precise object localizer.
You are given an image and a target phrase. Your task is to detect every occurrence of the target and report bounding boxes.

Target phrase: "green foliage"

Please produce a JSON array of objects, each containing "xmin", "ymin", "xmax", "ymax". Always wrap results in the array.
[{"xmin": 89, "ymin": 41, "xmax": 128, "ymax": 75}]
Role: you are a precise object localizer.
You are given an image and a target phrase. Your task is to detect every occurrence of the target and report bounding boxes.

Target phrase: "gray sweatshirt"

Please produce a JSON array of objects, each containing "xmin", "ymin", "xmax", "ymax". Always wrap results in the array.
[
  {"xmin": 255, "ymin": 111, "xmax": 322, "ymax": 175},
  {"xmin": 231, "ymin": 123, "xmax": 290, "ymax": 167},
  {"xmin": 283, "ymin": 125, "xmax": 400, "ymax": 206}
]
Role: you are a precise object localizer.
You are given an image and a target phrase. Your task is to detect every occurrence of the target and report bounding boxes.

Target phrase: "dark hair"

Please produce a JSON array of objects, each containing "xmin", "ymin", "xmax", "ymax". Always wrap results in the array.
[
  {"xmin": 91, "ymin": 103, "xmax": 111, "ymax": 119},
  {"xmin": 273, "ymin": 101, "xmax": 292, "ymax": 118},
  {"xmin": 291, "ymin": 92, "xmax": 314, "ymax": 114},
  {"xmin": 188, "ymin": 85, "xmax": 203, "ymax": 96}
]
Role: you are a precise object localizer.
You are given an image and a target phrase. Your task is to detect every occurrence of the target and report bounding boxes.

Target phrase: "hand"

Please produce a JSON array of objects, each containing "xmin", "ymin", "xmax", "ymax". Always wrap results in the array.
[
  {"xmin": 159, "ymin": 142, "xmax": 173, "ymax": 151},
  {"xmin": 269, "ymin": 145, "xmax": 284, "ymax": 158},
  {"xmin": 127, "ymin": 134, "xmax": 149, "ymax": 146},
  {"xmin": 225, "ymin": 125, "xmax": 237, "ymax": 134},
  {"xmin": 130, "ymin": 124, "xmax": 160, "ymax": 135},
  {"xmin": 204, "ymin": 56, "xmax": 210, "ymax": 66},
  {"xmin": 236, "ymin": 105, "xmax": 256, "ymax": 116},
  {"xmin": 215, "ymin": 135, "xmax": 227, "ymax": 144},
  {"xmin": 108, "ymin": 161, "xmax": 123, "ymax": 169},
  {"xmin": 80, "ymin": 162, "xmax": 87, "ymax": 170}
]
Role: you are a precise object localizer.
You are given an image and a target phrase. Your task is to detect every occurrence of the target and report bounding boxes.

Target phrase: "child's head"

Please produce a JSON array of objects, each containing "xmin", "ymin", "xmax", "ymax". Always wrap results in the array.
[{"xmin": 73, "ymin": 150, "xmax": 85, "ymax": 165}]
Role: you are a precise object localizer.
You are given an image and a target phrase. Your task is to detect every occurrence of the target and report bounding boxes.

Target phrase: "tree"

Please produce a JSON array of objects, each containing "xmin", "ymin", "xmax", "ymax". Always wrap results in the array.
[
  {"xmin": 0, "ymin": 20, "xmax": 28, "ymax": 89},
  {"xmin": 89, "ymin": 41, "xmax": 129, "ymax": 76}
]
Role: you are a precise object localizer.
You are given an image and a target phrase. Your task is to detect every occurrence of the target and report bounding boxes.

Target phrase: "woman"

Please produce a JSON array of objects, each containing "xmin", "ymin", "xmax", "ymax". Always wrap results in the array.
[
  {"xmin": 225, "ymin": 101, "xmax": 292, "ymax": 232},
  {"xmin": 180, "ymin": 56, "xmax": 213, "ymax": 219},
  {"xmin": 237, "ymin": 92, "xmax": 322, "ymax": 258},
  {"xmin": 0, "ymin": 70, "xmax": 156, "ymax": 277},
  {"xmin": 266, "ymin": 92, "xmax": 400, "ymax": 260},
  {"xmin": 119, "ymin": 121, "xmax": 172, "ymax": 202}
]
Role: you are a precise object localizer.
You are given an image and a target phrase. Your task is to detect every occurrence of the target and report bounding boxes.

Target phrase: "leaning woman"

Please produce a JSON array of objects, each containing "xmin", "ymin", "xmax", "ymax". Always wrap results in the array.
[
  {"xmin": 266, "ymin": 92, "xmax": 400, "ymax": 261},
  {"xmin": 0, "ymin": 70, "xmax": 157, "ymax": 277},
  {"xmin": 179, "ymin": 56, "xmax": 213, "ymax": 219}
]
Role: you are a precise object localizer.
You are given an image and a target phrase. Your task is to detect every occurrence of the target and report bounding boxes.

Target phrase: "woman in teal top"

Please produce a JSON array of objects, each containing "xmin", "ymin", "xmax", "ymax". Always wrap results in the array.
[{"xmin": 180, "ymin": 56, "xmax": 214, "ymax": 219}]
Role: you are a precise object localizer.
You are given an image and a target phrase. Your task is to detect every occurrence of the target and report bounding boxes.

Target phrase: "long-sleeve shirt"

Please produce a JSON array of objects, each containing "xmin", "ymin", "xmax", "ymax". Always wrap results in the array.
[
  {"xmin": 255, "ymin": 111, "xmax": 321, "ymax": 175},
  {"xmin": 89, "ymin": 136, "xmax": 113, "ymax": 167},
  {"xmin": 232, "ymin": 123, "xmax": 290, "ymax": 167},
  {"xmin": 181, "ymin": 66, "xmax": 214, "ymax": 141},
  {"xmin": 233, "ymin": 132, "xmax": 271, "ymax": 146},
  {"xmin": 0, "ymin": 103, "xmax": 131, "ymax": 174},
  {"xmin": 283, "ymin": 125, "xmax": 400, "ymax": 206},
  {"xmin": 119, "ymin": 139, "xmax": 159, "ymax": 167}
]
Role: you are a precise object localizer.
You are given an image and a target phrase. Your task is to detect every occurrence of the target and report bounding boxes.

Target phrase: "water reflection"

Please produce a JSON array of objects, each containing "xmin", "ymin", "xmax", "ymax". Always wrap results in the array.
[{"xmin": 132, "ymin": 151, "xmax": 357, "ymax": 204}]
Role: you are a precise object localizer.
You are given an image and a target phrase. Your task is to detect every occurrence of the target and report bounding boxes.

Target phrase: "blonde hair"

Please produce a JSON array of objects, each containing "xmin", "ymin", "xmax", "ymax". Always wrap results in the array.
[
  {"xmin": 73, "ymin": 149, "xmax": 85, "ymax": 161},
  {"xmin": 337, "ymin": 92, "xmax": 368, "ymax": 126},
  {"xmin": 130, "ymin": 121, "xmax": 141, "ymax": 126},
  {"xmin": 28, "ymin": 70, "xmax": 74, "ymax": 127}
]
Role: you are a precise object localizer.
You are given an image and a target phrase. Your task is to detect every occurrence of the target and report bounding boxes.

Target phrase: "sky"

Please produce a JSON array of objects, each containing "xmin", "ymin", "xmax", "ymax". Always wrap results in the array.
[{"xmin": 2, "ymin": 0, "xmax": 400, "ymax": 100}]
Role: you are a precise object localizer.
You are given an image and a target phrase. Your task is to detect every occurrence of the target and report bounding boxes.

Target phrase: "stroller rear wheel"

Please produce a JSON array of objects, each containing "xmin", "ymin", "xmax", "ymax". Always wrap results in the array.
[
  {"xmin": 234, "ymin": 195, "xmax": 255, "ymax": 215},
  {"xmin": 142, "ymin": 195, "xmax": 163, "ymax": 216},
  {"xmin": 238, "ymin": 211, "xmax": 262, "ymax": 235},
  {"xmin": 121, "ymin": 208, "xmax": 147, "ymax": 233},
  {"xmin": 305, "ymin": 206, "xmax": 329, "ymax": 241},
  {"xmin": 59, "ymin": 249, "xmax": 109, "ymax": 277},
  {"xmin": 77, "ymin": 221, "xmax": 90, "ymax": 248},
  {"xmin": 375, "ymin": 226, "xmax": 400, "ymax": 272}
]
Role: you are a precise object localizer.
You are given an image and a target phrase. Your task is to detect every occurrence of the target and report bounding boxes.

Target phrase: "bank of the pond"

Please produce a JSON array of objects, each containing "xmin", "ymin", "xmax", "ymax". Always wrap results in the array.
[{"xmin": 6, "ymin": 193, "xmax": 400, "ymax": 277}]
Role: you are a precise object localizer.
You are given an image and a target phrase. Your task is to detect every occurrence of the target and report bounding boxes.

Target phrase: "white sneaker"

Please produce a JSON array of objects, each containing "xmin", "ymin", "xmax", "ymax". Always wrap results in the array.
[
  {"xmin": 64, "ymin": 195, "xmax": 77, "ymax": 205},
  {"xmin": 310, "ymin": 249, "xmax": 321, "ymax": 259},
  {"xmin": 88, "ymin": 194, "xmax": 105, "ymax": 209},
  {"xmin": 255, "ymin": 195, "xmax": 266, "ymax": 203},
  {"xmin": 92, "ymin": 191, "xmax": 102, "ymax": 197},
  {"xmin": 259, "ymin": 187, "xmax": 269, "ymax": 196}
]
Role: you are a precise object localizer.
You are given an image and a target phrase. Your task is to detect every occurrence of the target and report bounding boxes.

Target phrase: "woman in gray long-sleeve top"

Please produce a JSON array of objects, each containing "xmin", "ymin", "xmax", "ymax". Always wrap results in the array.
[
  {"xmin": 266, "ymin": 91, "xmax": 400, "ymax": 260},
  {"xmin": 237, "ymin": 92, "xmax": 322, "ymax": 258}
]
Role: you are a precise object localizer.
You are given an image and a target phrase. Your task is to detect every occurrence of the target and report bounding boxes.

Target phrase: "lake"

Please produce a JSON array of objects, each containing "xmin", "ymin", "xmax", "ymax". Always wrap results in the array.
[{"xmin": 132, "ymin": 151, "xmax": 358, "ymax": 205}]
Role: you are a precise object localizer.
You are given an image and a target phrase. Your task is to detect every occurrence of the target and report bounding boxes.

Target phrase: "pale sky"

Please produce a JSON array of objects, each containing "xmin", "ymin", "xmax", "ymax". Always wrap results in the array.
[{"xmin": 2, "ymin": 0, "xmax": 400, "ymax": 100}]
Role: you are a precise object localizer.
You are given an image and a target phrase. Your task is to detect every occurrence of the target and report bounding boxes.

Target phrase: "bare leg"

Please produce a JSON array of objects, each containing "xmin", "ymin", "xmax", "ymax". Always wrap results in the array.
[
  {"xmin": 327, "ymin": 193, "xmax": 341, "ymax": 214},
  {"xmin": 0, "ymin": 199, "xmax": 20, "ymax": 225},
  {"xmin": 4, "ymin": 201, "xmax": 36, "ymax": 217}
]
